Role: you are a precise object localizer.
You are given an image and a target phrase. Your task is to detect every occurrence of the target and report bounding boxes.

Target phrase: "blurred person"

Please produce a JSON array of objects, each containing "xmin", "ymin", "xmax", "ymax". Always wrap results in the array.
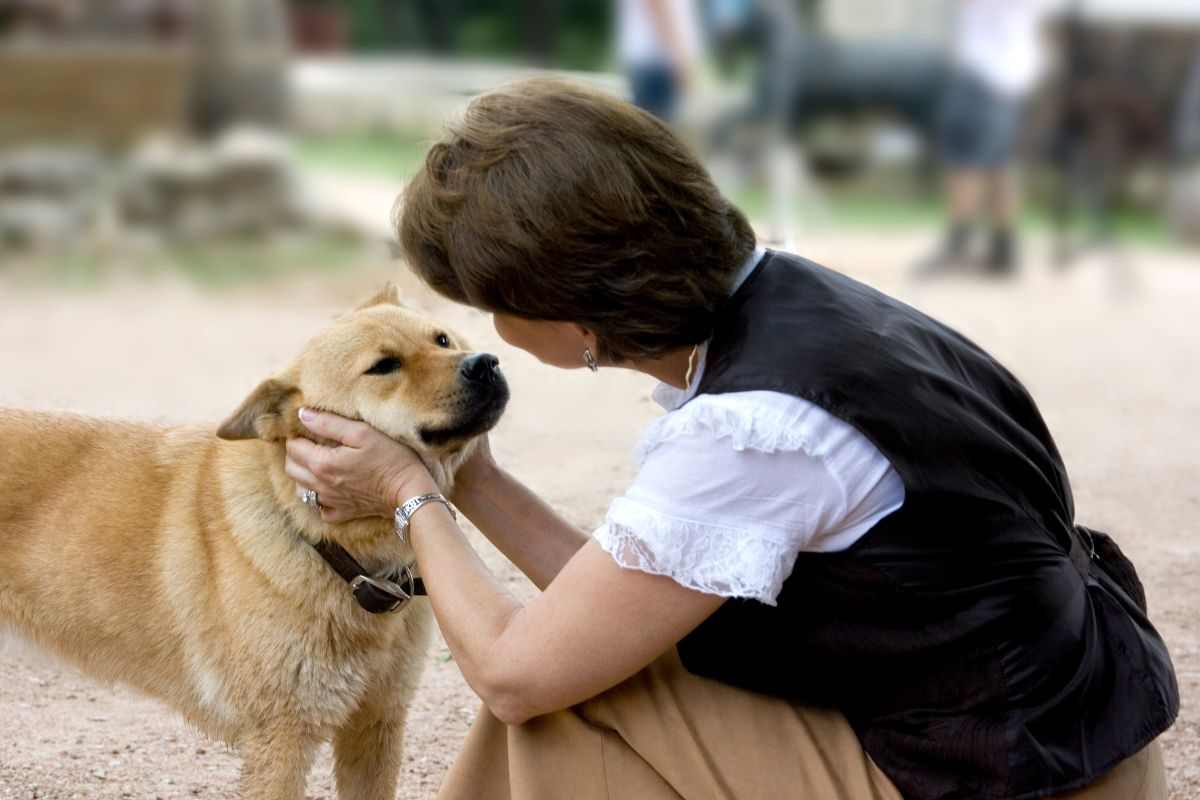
[
  {"xmin": 1169, "ymin": 44, "xmax": 1200, "ymax": 243},
  {"xmin": 285, "ymin": 79, "xmax": 1175, "ymax": 800},
  {"xmin": 1045, "ymin": 10, "xmax": 1178, "ymax": 269},
  {"xmin": 916, "ymin": 0, "xmax": 1051, "ymax": 278},
  {"xmin": 1177, "ymin": 46, "xmax": 1200, "ymax": 162},
  {"xmin": 617, "ymin": 0, "xmax": 703, "ymax": 121}
]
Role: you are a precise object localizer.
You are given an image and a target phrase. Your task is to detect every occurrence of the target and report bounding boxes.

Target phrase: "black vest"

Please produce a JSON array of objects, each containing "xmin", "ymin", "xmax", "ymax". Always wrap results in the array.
[{"xmin": 678, "ymin": 251, "xmax": 1178, "ymax": 800}]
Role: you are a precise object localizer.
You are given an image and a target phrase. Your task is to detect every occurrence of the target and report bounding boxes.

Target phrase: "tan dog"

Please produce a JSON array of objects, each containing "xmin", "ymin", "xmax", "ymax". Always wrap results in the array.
[{"xmin": 0, "ymin": 284, "xmax": 509, "ymax": 799}]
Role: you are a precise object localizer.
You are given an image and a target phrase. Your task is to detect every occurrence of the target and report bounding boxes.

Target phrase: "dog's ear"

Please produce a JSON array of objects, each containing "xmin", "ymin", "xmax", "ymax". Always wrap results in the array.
[
  {"xmin": 355, "ymin": 282, "xmax": 404, "ymax": 311},
  {"xmin": 217, "ymin": 378, "xmax": 301, "ymax": 442}
]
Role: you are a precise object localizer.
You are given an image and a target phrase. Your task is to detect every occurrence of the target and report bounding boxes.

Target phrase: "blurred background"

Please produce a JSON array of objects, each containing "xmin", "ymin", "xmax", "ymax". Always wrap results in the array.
[
  {"xmin": 0, "ymin": 2, "xmax": 1198, "ymax": 799},
  {"xmin": 1, "ymin": 0, "xmax": 1199, "ymax": 278}
]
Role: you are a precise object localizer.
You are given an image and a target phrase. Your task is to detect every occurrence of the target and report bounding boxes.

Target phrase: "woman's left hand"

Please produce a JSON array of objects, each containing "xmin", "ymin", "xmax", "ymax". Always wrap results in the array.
[{"xmin": 285, "ymin": 407, "xmax": 438, "ymax": 524}]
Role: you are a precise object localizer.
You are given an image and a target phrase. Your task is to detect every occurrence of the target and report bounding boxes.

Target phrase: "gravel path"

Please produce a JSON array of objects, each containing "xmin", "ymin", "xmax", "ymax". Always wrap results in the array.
[{"xmin": 1, "ymin": 233, "xmax": 1196, "ymax": 798}]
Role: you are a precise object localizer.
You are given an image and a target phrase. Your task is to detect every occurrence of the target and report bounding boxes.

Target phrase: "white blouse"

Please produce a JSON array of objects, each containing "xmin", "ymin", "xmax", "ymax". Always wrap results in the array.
[{"xmin": 593, "ymin": 250, "xmax": 906, "ymax": 606}]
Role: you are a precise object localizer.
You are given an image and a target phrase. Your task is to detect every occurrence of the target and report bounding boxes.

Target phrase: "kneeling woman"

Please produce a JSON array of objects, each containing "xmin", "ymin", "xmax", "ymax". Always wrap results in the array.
[{"xmin": 286, "ymin": 80, "xmax": 1177, "ymax": 800}]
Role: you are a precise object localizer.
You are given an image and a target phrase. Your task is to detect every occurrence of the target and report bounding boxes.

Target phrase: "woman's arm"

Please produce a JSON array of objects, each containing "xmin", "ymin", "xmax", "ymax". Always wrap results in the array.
[
  {"xmin": 285, "ymin": 409, "xmax": 726, "ymax": 724},
  {"xmin": 406, "ymin": 499, "xmax": 725, "ymax": 725},
  {"xmin": 449, "ymin": 440, "xmax": 589, "ymax": 590}
]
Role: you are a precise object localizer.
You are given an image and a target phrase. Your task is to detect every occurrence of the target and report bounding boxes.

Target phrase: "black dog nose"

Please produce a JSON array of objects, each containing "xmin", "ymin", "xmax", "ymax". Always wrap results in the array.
[{"xmin": 460, "ymin": 353, "xmax": 501, "ymax": 385}]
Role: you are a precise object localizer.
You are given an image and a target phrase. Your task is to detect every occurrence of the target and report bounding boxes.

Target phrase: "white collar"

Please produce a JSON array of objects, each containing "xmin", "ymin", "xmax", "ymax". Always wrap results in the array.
[{"xmin": 652, "ymin": 246, "xmax": 766, "ymax": 411}]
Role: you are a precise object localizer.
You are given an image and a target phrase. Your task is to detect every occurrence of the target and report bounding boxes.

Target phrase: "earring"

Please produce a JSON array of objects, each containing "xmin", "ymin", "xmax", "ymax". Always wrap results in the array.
[
  {"xmin": 583, "ymin": 347, "xmax": 599, "ymax": 372},
  {"xmin": 684, "ymin": 344, "xmax": 699, "ymax": 387}
]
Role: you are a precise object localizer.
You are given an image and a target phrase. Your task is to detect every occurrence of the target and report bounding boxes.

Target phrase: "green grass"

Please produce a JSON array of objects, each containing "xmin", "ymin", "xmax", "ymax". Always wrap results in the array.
[
  {"xmin": 292, "ymin": 130, "xmax": 1172, "ymax": 245},
  {"xmin": 293, "ymin": 129, "xmax": 1182, "ymax": 252},
  {"xmin": 14, "ymin": 191, "xmax": 1165, "ymax": 291},
  {"xmin": 10, "ymin": 231, "xmax": 373, "ymax": 290},
  {"xmin": 294, "ymin": 130, "xmax": 432, "ymax": 182},
  {"xmin": 166, "ymin": 232, "xmax": 371, "ymax": 287},
  {"xmin": 731, "ymin": 185, "xmax": 1170, "ymax": 245},
  {"xmin": 1095, "ymin": 209, "xmax": 1171, "ymax": 245},
  {"xmin": 293, "ymin": 130, "xmax": 951, "ymax": 229},
  {"xmin": 731, "ymin": 187, "xmax": 944, "ymax": 230}
]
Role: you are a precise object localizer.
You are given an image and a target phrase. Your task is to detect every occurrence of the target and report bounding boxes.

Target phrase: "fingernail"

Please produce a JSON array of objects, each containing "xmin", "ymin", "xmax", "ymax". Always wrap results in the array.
[{"xmin": 299, "ymin": 407, "xmax": 315, "ymax": 422}]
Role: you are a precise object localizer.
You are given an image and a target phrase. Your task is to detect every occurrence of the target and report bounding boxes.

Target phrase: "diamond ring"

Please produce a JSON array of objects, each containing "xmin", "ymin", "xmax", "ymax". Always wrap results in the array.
[{"xmin": 300, "ymin": 488, "xmax": 321, "ymax": 510}]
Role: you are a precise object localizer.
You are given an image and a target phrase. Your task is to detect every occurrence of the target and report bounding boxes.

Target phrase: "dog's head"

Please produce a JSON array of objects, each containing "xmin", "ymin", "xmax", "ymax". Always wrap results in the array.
[{"xmin": 216, "ymin": 283, "xmax": 509, "ymax": 486}]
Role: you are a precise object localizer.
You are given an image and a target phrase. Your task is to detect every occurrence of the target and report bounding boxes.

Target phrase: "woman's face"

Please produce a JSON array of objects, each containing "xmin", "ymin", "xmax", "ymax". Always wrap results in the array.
[{"xmin": 492, "ymin": 313, "xmax": 593, "ymax": 370}]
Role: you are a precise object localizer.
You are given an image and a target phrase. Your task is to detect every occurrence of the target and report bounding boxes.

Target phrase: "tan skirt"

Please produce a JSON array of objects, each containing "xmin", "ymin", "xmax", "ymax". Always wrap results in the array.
[{"xmin": 437, "ymin": 649, "xmax": 1166, "ymax": 800}]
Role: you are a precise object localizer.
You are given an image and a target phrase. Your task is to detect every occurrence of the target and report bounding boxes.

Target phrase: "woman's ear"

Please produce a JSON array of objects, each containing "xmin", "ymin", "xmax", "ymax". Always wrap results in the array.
[{"xmin": 573, "ymin": 324, "xmax": 596, "ymax": 348}]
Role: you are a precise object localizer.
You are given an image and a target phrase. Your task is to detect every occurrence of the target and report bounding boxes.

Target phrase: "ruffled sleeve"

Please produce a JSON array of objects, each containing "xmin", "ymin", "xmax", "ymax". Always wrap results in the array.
[{"xmin": 594, "ymin": 391, "xmax": 904, "ymax": 606}]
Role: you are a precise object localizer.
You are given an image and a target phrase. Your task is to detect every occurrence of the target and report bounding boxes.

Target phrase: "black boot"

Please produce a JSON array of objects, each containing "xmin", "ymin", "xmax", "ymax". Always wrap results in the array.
[
  {"xmin": 984, "ymin": 227, "xmax": 1018, "ymax": 276},
  {"xmin": 912, "ymin": 223, "xmax": 972, "ymax": 279}
]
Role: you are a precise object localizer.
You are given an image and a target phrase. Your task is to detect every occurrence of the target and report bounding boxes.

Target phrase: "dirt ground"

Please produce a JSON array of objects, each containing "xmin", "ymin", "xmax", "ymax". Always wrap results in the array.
[{"xmin": 0, "ymin": 231, "xmax": 1196, "ymax": 799}]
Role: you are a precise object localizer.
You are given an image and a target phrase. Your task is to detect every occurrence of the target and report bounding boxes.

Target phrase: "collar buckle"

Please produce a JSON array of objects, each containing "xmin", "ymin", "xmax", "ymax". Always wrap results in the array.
[
  {"xmin": 350, "ymin": 565, "xmax": 415, "ymax": 614},
  {"xmin": 312, "ymin": 538, "xmax": 425, "ymax": 615}
]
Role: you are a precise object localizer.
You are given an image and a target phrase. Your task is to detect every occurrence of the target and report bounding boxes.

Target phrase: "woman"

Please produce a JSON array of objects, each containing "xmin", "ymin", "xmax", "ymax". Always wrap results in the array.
[{"xmin": 285, "ymin": 80, "xmax": 1177, "ymax": 800}]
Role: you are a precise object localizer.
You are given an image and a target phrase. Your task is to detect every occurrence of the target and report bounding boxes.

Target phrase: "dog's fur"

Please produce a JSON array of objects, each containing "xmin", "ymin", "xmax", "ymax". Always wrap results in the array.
[{"xmin": 0, "ymin": 284, "xmax": 508, "ymax": 799}]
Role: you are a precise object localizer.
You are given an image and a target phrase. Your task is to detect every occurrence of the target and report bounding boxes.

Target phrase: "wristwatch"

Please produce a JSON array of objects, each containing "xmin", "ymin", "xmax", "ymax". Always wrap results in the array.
[{"xmin": 393, "ymin": 493, "xmax": 455, "ymax": 543}]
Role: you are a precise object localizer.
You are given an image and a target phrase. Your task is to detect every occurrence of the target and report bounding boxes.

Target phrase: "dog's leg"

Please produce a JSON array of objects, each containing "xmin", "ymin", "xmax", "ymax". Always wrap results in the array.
[
  {"xmin": 238, "ymin": 724, "xmax": 320, "ymax": 800},
  {"xmin": 332, "ymin": 701, "xmax": 409, "ymax": 800}
]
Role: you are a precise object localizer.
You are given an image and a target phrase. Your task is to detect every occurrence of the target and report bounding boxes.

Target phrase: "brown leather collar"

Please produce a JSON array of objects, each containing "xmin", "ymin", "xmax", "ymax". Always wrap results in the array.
[{"xmin": 312, "ymin": 539, "xmax": 426, "ymax": 614}]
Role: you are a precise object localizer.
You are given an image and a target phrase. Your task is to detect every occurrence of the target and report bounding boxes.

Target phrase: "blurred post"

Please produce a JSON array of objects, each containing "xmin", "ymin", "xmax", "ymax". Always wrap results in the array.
[
  {"xmin": 524, "ymin": 0, "xmax": 562, "ymax": 65},
  {"xmin": 758, "ymin": 0, "xmax": 823, "ymax": 248}
]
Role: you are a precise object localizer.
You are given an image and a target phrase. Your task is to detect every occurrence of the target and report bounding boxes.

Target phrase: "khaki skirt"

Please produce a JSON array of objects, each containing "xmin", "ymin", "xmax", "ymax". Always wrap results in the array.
[{"xmin": 438, "ymin": 649, "xmax": 1165, "ymax": 800}]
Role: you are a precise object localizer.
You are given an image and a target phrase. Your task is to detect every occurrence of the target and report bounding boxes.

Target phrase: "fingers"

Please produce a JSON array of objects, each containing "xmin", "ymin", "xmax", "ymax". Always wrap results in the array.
[
  {"xmin": 285, "ymin": 437, "xmax": 348, "ymax": 489},
  {"xmin": 286, "ymin": 441, "xmax": 339, "ymax": 515},
  {"xmin": 297, "ymin": 407, "xmax": 370, "ymax": 448},
  {"xmin": 285, "ymin": 439, "xmax": 371, "ymax": 522},
  {"xmin": 284, "ymin": 453, "xmax": 320, "ymax": 490},
  {"xmin": 287, "ymin": 408, "xmax": 414, "ymax": 523},
  {"xmin": 286, "ymin": 436, "xmax": 325, "ymax": 474}
]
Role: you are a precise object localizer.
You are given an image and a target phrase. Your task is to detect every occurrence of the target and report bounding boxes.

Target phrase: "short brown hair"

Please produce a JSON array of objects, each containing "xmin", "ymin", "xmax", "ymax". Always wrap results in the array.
[{"xmin": 397, "ymin": 78, "xmax": 756, "ymax": 363}]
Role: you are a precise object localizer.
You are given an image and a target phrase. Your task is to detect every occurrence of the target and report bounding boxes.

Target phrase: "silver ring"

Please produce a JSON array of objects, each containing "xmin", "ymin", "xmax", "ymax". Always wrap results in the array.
[{"xmin": 301, "ymin": 488, "xmax": 321, "ymax": 509}]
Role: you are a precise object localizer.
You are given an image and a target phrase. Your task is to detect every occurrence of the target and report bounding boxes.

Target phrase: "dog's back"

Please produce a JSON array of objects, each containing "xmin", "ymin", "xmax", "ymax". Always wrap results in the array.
[
  {"xmin": 0, "ymin": 410, "xmax": 211, "ymax": 691},
  {"xmin": 0, "ymin": 408, "xmax": 174, "ymax": 573}
]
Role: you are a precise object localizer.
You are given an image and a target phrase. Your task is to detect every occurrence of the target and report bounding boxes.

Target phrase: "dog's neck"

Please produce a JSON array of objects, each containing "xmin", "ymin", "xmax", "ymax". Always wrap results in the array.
[{"xmin": 217, "ymin": 437, "xmax": 413, "ymax": 577}]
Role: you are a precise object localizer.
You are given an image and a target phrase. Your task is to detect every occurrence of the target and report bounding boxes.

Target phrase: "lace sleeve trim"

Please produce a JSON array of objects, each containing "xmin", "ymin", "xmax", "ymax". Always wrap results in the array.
[{"xmin": 594, "ymin": 498, "xmax": 799, "ymax": 606}]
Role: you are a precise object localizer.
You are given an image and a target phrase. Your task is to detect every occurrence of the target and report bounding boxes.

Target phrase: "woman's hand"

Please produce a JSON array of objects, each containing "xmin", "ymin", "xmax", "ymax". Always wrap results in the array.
[{"xmin": 285, "ymin": 407, "xmax": 438, "ymax": 524}]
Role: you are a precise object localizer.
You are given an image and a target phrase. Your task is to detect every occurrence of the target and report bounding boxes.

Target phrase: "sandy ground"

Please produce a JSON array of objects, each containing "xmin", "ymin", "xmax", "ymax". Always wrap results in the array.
[{"xmin": 0, "ymin": 232, "xmax": 1196, "ymax": 799}]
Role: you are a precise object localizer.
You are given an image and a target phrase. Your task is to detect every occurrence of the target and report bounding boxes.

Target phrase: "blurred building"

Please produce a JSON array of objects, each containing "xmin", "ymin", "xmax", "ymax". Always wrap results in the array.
[
  {"xmin": 0, "ymin": 1, "xmax": 307, "ymax": 251},
  {"xmin": 0, "ymin": 0, "xmax": 289, "ymax": 147}
]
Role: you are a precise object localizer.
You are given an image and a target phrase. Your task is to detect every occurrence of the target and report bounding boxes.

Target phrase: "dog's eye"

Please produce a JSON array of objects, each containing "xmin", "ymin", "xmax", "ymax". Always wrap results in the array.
[
  {"xmin": 434, "ymin": 333, "xmax": 451, "ymax": 348},
  {"xmin": 365, "ymin": 356, "xmax": 403, "ymax": 376}
]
